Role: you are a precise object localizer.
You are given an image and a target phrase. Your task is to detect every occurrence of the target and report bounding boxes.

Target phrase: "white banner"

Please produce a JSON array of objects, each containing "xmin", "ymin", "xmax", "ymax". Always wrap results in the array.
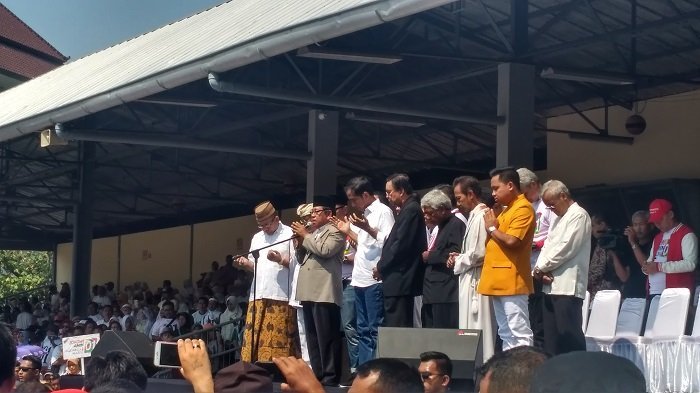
[{"xmin": 62, "ymin": 334, "xmax": 101, "ymax": 359}]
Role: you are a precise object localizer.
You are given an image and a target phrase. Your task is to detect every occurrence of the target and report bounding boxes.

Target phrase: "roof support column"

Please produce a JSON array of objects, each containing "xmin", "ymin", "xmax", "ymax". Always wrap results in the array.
[
  {"xmin": 496, "ymin": 63, "xmax": 534, "ymax": 168},
  {"xmin": 306, "ymin": 110, "xmax": 339, "ymax": 201},
  {"xmin": 70, "ymin": 141, "xmax": 95, "ymax": 318}
]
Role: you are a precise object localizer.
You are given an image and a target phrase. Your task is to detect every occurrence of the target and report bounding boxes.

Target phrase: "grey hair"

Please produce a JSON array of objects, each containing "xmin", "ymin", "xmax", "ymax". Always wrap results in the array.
[
  {"xmin": 421, "ymin": 189, "xmax": 452, "ymax": 210},
  {"xmin": 541, "ymin": 180, "xmax": 570, "ymax": 198},
  {"xmin": 632, "ymin": 210, "xmax": 650, "ymax": 222},
  {"xmin": 517, "ymin": 168, "xmax": 539, "ymax": 187}
]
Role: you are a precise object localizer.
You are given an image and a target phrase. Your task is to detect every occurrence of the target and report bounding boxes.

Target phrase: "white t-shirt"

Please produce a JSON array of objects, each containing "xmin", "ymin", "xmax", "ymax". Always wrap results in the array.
[
  {"xmin": 351, "ymin": 199, "xmax": 396, "ymax": 288},
  {"xmin": 531, "ymin": 197, "xmax": 555, "ymax": 269},
  {"xmin": 648, "ymin": 225, "xmax": 677, "ymax": 295},
  {"xmin": 247, "ymin": 224, "xmax": 294, "ymax": 302},
  {"xmin": 15, "ymin": 312, "xmax": 33, "ymax": 330},
  {"xmin": 92, "ymin": 296, "xmax": 111, "ymax": 307},
  {"xmin": 192, "ymin": 311, "xmax": 208, "ymax": 326}
]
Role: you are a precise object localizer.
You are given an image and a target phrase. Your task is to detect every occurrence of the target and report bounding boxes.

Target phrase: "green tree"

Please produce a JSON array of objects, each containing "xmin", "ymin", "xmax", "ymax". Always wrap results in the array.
[{"xmin": 0, "ymin": 250, "xmax": 52, "ymax": 299}]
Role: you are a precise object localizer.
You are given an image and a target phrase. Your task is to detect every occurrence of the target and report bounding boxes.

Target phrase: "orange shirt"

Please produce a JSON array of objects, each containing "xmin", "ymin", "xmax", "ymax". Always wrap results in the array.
[{"xmin": 478, "ymin": 193, "xmax": 536, "ymax": 296}]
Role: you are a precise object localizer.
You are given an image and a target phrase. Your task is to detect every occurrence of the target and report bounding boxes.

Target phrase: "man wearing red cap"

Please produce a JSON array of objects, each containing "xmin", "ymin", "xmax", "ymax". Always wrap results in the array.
[{"xmin": 643, "ymin": 199, "xmax": 698, "ymax": 297}]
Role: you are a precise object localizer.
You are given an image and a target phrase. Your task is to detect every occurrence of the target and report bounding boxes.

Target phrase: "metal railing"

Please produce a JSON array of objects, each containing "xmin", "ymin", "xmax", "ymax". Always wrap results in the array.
[{"xmin": 174, "ymin": 317, "xmax": 245, "ymax": 372}]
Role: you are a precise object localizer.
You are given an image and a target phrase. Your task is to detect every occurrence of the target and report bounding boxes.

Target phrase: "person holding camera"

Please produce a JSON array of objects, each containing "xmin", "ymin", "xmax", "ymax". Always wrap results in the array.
[{"xmin": 588, "ymin": 213, "xmax": 630, "ymax": 300}]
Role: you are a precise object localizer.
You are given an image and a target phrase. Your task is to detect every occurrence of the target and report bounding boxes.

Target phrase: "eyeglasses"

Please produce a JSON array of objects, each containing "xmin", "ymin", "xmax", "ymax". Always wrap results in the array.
[
  {"xmin": 311, "ymin": 208, "xmax": 330, "ymax": 215},
  {"xmin": 18, "ymin": 367, "xmax": 38, "ymax": 372},
  {"xmin": 419, "ymin": 372, "xmax": 444, "ymax": 381}
]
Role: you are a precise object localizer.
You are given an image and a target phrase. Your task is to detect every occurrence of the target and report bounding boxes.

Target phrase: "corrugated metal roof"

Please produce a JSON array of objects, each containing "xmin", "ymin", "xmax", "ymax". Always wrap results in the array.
[{"xmin": 0, "ymin": 0, "xmax": 456, "ymax": 142}]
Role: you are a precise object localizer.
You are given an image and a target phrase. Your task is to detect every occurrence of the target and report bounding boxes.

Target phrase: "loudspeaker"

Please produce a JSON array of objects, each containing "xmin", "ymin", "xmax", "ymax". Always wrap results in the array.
[
  {"xmin": 377, "ymin": 327, "xmax": 483, "ymax": 380},
  {"xmin": 92, "ymin": 331, "xmax": 156, "ymax": 373}
]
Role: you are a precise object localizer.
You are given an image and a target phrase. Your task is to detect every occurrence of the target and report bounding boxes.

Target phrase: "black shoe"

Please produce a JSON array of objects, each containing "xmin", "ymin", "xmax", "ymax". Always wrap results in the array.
[{"xmin": 339, "ymin": 372, "xmax": 356, "ymax": 388}]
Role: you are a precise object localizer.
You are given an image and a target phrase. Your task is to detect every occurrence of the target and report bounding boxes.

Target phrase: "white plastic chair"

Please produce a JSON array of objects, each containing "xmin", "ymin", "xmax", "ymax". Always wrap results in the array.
[
  {"xmin": 585, "ymin": 290, "xmax": 621, "ymax": 339},
  {"xmin": 647, "ymin": 288, "xmax": 690, "ymax": 338},
  {"xmin": 581, "ymin": 291, "xmax": 590, "ymax": 331},
  {"xmin": 615, "ymin": 298, "xmax": 646, "ymax": 337},
  {"xmin": 644, "ymin": 296, "xmax": 660, "ymax": 337}
]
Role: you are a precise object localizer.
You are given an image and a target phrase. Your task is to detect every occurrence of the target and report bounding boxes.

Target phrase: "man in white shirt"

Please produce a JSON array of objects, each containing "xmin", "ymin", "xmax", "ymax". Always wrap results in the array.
[
  {"xmin": 333, "ymin": 176, "xmax": 395, "ymax": 367},
  {"xmin": 192, "ymin": 297, "xmax": 209, "ymax": 326},
  {"xmin": 149, "ymin": 301, "xmax": 178, "ymax": 341},
  {"xmin": 517, "ymin": 167, "xmax": 555, "ymax": 349},
  {"xmin": 235, "ymin": 201, "xmax": 298, "ymax": 363},
  {"xmin": 533, "ymin": 180, "xmax": 591, "ymax": 355}
]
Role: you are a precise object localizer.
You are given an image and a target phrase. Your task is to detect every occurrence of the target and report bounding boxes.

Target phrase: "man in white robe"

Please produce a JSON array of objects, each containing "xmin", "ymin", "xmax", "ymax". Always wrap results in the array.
[{"xmin": 448, "ymin": 176, "xmax": 496, "ymax": 362}]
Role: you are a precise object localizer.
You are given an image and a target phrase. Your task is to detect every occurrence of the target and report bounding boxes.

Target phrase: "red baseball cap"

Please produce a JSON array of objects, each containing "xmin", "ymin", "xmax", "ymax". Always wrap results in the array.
[{"xmin": 649, "ymin": 199, "xmax": 673, "ymax": 223}]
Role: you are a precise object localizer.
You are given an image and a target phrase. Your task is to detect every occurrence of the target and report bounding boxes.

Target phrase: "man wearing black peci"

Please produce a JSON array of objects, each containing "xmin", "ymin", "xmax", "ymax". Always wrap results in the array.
[{"xmin": 375, "ymin": 173, "xmax": 427, "ymax": 327}]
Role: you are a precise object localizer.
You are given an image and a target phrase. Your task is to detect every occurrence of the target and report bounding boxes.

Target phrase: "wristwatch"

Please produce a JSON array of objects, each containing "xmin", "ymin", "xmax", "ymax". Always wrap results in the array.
[{"xmin": 488, "ymin": 226, "xmax": 497, "ymax": 234}]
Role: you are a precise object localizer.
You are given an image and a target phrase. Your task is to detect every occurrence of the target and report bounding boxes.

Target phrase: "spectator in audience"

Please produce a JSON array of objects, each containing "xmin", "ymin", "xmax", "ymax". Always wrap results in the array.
[
  {"xmin": 149, "ymin": 301, "xmax": 178, "ymax": 341},
  {"xmin": 202, "ymin": 261, "xmax": 219, "ymax": 290},
  {"xmin": 643, "ymin": 199, "xmax": 698, "ymax": 295},
  {"xmin": 205, "ymin": 298, "xmax": 222, "ymax": 324},
  {"xmin": 16, "ymin": 355, "xmax": 41, "ymax": 384},
  {"xmin": 93, "ymin": 305, "xmax": 114, "ymax": 327},
  {"xmin": 215, "ymin": 255, "xmax": 239, "ymax": 289},
  {"xmin": 529, "ymin": 351, "xmax": 645, "ymax": 393},
  {"xmin": 533, "ymin": 180, "xmax": 591, "ymax": 355},
  {"xmin": 449, "ymin": 175, "xmax": 495, "ymax": 362},
  {"xmin": 105, "ymin": 282, "xmax": 116, "ymax": 302},
  {"xmin": 479, "ymin": 167, "xmax": 536, "ymax": 350},
  {"xmin": 333, "ymin": 176, "xmax": 395, "ymax": 368},
  {"xmin": 59, "ymin": 283, "xmax": 71, "ymax": 302},
  {"xmin": 192, "ymin": 297, "xmax": 209, "ymax": 326},
  {"xmin": 92, "ymin": 286, "xmax": 111, "ymax": 308},
  {"xmin": 517, "ymin": 168, "xmax": 555, "ymax": 350},
  {"xmin": 14, "ymin": 381, "xmax": 50, "ymax": 392},
  {"xmin": 377, "ymin": 173, "xmax": 427, "ymax": 327},
  {"xmin": 0, "ymin": 325, "xmax": 15, "ymax": 393},
  {"xmin": 65, "ymin": 358, "xmax": 81, "ymax": 376},
  {"xmin": 418, "ymin": 351, "xmax": 452, "ymax": 393},
  {"xmin": 83, "ymin": 351, "xmax": 148, "ymax": 391},
  {"xmin": 236, "ymin": 201, "xmax": 299, "ymax": 363},
  {"xmin": 273, "ymin": 355, "xmax": 423, "ymax": 393},
  {"xmin": 40, "ymin": 324, "xmax": 61, "ymax": 371},
  {"xmin": 84, "ymin": 319, "xmax": 97, "ymax": 335},
  {"xmin": 15, "ymin": 302, "xmax": 34, "ymax": 343},
  {"xmin": 623, "ymin": 210, "xmax": 655, "ymax": 299},
  {"xmin": 588, "ymin": 213, "xmax": 628, "ymax": 299},
  {"xmin": 292, "ymin": 195, "xmax": 345, "ymax": 386},
  {"xmin": 109, "ymin": 320, "xmax": 123, "ymax": 331},
  {"xmin": 176, "ymin": 312, "xmax": 194, "ymax": 336},
  {"xmin": 86, "ymin": 302, "xmax": 100, "ymax": 323},
  {"xmin": 219, "ymin": 296, "xmax": 243, "ymax": 345},
  {"xmin": 479, "ymin": 346, "xmax": 548, "ymax": 393},
  {"xmin": 420, "ymin": 190, "xmax": 464, "ymax": 328},
  {"xmin": 119, "ymin": 304, "xmax": 134, "ymax": 330}
]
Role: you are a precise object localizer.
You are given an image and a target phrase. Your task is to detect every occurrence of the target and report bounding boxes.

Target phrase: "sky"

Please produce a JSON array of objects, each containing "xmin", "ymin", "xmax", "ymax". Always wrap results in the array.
[{"xmin": 2, "ymin": 0, "xmax": 226, "ymax": 60}]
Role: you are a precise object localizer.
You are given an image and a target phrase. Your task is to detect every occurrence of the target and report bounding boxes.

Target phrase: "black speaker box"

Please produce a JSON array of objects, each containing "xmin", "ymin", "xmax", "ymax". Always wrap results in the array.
[
  {"xmin": 91, "ymin": 331, "xmax": 156, "ymax": 373},
  {"xmin": 377, "ymin": 327, "xmax": 483, "ymax": 380}
]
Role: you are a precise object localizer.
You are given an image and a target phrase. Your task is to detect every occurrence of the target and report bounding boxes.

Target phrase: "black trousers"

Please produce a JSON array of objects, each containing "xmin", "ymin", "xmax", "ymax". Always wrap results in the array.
[
  {"xmin": 542, "ymin": 294, "xmax": 585, "ymax": 356},
  {"xmin": 302, "ymin": 301, "xmax": 342, "ymax": 385},
  {"xmin": 529, "ymin": 279, "xmax": 545, "ymax": 349},
  {"xmin": 383, "ymin": 296, "xmax": 414, "ymax": 327},
  {"xmin": 422, "ymin": 302, "xmax": 458, "ymax": 329}
]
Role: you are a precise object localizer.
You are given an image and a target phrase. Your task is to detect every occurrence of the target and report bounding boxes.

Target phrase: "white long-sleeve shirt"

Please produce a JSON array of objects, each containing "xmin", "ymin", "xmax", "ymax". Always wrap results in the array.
[
  {"xmin": 530, "ymin": 198, "xmax": 556, "ymax": 269},
  {"xmin": 351, "ymin": 199, "xmax": 395, "ymax": 288},
  {"xmin": 535, "ymin": 202, "xmax": 592, "ymax": 299},
  {"xmin": 454, "ymin": 204, "xmax": 489, "ymax": 275},
  {"xmin": 247, "ymin": 223, "xmax": 294, "ymax": 301}
]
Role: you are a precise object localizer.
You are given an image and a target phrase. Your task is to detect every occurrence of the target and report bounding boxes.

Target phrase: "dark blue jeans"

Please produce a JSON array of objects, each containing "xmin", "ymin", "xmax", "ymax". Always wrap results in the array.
[
  {"xmin": 342, "ymin": 281, "xmax": 359, "ymax": 371},
  {"xmin": 355, "ymin": 283, "xmax": 384, "ymax": 366}
]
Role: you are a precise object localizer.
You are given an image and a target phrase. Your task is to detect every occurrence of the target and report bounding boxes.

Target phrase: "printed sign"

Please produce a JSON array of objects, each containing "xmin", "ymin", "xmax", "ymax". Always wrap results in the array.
[{"xmin": 62, "ymin": 334, "xmax": 101, "ymax": 359}]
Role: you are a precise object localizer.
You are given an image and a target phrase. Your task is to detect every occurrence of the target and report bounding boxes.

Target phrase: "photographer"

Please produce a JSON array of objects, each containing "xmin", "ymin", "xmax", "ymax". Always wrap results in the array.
[
  {"xmin": 588, "ymin": 214, "xmax": 629, "ymax": 299},
  {"xmin": 622, "ymin": 211, "xmax": 656, "ymax": 299}
]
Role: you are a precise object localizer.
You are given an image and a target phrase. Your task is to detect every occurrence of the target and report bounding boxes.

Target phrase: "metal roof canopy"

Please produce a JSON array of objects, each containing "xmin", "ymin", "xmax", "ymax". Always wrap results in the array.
[{"xmin": 0, "ymin": 0, "xmax": 700, "ymax": 248}]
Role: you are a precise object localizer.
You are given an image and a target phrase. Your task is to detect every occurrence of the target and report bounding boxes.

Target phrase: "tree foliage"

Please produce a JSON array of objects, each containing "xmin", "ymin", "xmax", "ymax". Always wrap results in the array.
[{"xmin": 0, "ymin": 250, "xmax": 52, "ymax": 300}]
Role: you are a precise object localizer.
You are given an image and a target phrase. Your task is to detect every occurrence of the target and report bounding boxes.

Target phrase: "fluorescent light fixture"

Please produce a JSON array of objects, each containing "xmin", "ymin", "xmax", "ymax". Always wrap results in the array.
[
  {"xmin": 540, "ymin": 67, "xmax": 635, "ymax": 85},
  {"xmin": 297, "ymin": 46, "xmax": 402, "ymax": 64},
  {"xmin": 345, "ymin": 112, "xmax": 424, "ymax": 128},
  {"xmin": 136, "ymin": 98, "xmax": 217, "ymax": 108}
]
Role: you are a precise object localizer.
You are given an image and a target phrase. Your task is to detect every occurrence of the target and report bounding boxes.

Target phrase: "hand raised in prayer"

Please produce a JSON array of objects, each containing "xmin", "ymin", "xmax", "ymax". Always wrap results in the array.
[
  {"xmin": 348, "ymin": 213, "xmax": 370, "ymax": 232},
  {"xmin": 329, "ymin": 216, "xmax": 350, "ymax": 235},
  {"xmin": 483, "ymin": 209, "xmax": 497, "ymax": 230},
  {"xmin": 290, "ymin": 221, "xmax": 310, "ymax": 238},
  {"xmin": 273, "ymin": 356, "xmax": 325, "ymax": 393}
]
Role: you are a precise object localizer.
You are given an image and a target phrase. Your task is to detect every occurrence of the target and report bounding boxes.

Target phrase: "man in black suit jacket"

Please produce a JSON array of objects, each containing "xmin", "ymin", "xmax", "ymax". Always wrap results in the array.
[
  {"xmin": 374, "ymin": 173, "xmax": 427, "ymax": 327},
  {"xmin": 420, "ymin": 190, "xmax": 465, "ymax": 329}
]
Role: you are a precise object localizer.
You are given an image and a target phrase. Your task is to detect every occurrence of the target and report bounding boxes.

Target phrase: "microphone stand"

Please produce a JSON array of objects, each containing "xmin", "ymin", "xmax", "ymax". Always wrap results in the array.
[{"xmin": 237, "ymin": 234, "xmax": 299, "ymax": 362}]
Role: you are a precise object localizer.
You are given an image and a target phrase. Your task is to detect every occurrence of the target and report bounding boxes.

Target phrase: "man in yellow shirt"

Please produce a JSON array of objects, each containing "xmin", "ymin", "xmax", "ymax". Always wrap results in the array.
[{"xmin": 478, "ymin": 167, "xmax": 536, "ymax": 350}]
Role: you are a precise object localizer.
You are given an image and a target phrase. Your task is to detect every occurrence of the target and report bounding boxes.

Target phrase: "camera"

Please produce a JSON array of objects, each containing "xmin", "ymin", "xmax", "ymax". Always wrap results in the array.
[{"xmin": 597, "ymin": 228, "xmax": 624, "ymax": 250}]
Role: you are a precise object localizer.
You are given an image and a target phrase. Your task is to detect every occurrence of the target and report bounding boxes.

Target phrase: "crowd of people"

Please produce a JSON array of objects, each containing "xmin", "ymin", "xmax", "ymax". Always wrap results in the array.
[
  {"xmin": 233, "ymin": 167, "xmax": 697, "ymax": 388},
  {"xmin": 1, "ymin": 166, "xmax": 697, "ymax": 392}
]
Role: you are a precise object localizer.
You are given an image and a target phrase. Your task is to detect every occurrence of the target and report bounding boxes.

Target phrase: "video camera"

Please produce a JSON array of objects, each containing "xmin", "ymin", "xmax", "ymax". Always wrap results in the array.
[{"xmin": 597, "ymin": 229, "xmax": 625, "ymax": 250}]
